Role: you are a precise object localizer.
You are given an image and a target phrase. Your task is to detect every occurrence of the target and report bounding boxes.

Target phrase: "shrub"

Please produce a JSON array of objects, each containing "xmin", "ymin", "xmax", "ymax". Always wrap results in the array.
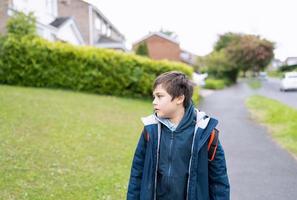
[
  {"xmin": 192, "ymin": 86, "xmax": 200, "ymax": 106},
  {"xmin": 135, "ymin": 42, "xmax": 149, "ymax": 57},
  {"xmin": 279, "ymin": 64, "xmax": 297, "ymax": 72},
  {"xmin": 0, "ymin": 35, "xmax": 193, "ymax": 98},
  {"xmin": 204, "ymin": 78, "xmax": 226, "ymax": 90},
  {"xmin": 6, "ymin": 11, "xmax": 36, "ymax": 37}
]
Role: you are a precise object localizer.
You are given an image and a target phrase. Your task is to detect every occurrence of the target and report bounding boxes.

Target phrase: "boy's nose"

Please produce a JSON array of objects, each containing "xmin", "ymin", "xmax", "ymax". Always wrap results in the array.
[{"xmin": 152, "ymin": 98, "xmax": 157, "ymax": 105}]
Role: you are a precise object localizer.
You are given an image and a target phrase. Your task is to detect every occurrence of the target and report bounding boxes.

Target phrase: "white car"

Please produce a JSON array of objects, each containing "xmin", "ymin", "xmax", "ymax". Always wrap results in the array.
[
  {"xmin": 192, "ymin": 72, "xmax": 208, "ymax": 86},
  {"xmin": 259, "ymin": 72, "xmax": 268, "ymax": 80},
  {"xmin": 280, "ymin": 72, "xmax": 297, "ymax": 91}
]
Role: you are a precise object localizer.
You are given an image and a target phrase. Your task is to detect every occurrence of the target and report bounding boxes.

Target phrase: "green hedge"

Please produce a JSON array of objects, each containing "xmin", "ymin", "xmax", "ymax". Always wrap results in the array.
[
  {"xmin": 0, "ymin": 35, "xmax": 193, "ymax": 98},
  {"xmin": 204, "ymin": 78, "xmax": 226, "ymax": 90},
  {"xmin": 279, "ymin": 64, "xmax": 297, "ymax": 72}
]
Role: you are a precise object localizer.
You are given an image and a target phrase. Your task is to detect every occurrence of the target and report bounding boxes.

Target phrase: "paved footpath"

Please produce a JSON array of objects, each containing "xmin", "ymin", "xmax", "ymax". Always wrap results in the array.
[{"xmin": 199, "ymin": 81, "xmax": 297, "ymax": 200}]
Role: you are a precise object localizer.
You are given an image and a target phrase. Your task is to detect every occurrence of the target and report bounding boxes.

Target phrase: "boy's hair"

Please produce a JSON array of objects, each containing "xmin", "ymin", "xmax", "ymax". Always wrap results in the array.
[{"xmin": 153, "ymin": 71, "xmax": 194, "ymax": 108}]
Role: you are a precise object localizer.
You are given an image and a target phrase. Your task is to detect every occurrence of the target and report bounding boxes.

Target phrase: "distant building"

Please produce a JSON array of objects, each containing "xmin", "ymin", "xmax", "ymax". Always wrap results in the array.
[
  {"xmin": 180, "ymin": 49, "xmax": 198, "ymax": 66},
  {"xmin": 268, "ymin": 58, "xmax": 283, "ymax": 70},
  {"xmin": 133, "ymin": 32, "xmax": 197, "ymax": 66},
  {"xmin": 0, "ymin": 0, "xmax": 126, "ymax": 51},
  {"xmin": 284, "ymin": 57, "xmax": 297, "ymax": 66}
]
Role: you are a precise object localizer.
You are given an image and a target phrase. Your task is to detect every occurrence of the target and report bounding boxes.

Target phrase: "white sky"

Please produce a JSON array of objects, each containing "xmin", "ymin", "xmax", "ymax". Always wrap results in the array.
[{"xmin": 87, "ymin": 0, "xmax": 296, "ymax": 61}]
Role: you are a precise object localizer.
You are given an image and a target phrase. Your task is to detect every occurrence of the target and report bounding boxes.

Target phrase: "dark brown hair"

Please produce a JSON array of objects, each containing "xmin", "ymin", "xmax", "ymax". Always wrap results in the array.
[{"xmin": 153, "ymin": 71, "xmax": 194, "ymax": 108}]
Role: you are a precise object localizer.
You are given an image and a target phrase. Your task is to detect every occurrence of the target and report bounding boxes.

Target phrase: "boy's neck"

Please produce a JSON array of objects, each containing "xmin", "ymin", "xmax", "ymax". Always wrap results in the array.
[{"xmin": 169, "ymin": 106, "xmax": 185, "ymax": 126}]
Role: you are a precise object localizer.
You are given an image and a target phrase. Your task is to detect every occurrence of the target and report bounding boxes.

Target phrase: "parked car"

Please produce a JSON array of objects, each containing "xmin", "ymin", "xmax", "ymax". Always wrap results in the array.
[
  {"xmin": 192, "ymin": 72, "xmax": 208, "ymax": 86},
  {"xmin": 258, "ymin": 71, "xmax": 268, "ymax": 80},
  {"xmin": 280, "ymin": 72, "xmax": 297, "ymax": 91}
]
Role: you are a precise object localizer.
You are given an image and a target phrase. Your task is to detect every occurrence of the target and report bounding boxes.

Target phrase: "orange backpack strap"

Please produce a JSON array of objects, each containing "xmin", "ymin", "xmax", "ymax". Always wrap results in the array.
[
  {"xmin": 142, "ymin": 129, "xmax": 150, "ymax": 142},
  {"xmin": 208, "ymin": 128, "xmax": 219, "ymax": 161}
]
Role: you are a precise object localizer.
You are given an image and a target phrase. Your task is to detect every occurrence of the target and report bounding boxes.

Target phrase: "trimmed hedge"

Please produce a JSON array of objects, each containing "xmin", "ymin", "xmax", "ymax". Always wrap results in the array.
[
  {"xmin": 204, "ymin": 78, "xmax": 226, "ymax": 90},
  {"xmin": 0, "ymin": 35, "xmax": 193, "ymax": 98},
  {"xmin": 279, "ymin": 64, "xmax": 297, "ymax": 72}
]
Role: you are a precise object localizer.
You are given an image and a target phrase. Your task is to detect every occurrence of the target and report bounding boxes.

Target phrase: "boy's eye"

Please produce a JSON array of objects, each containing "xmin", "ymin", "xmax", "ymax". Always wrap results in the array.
[{"xmin": 152, "ymin": 94, "xmax": 163, "ymax": 99}]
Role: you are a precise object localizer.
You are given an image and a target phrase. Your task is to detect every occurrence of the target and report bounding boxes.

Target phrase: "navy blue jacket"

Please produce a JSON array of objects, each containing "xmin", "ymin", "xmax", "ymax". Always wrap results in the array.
[
  {"xmin": 127, "ymin": 105, "xmax": 230, "ymax": 200},
  {"xmin": 156, "ymin": 102, "xmax": 197, "ymax": 199}
]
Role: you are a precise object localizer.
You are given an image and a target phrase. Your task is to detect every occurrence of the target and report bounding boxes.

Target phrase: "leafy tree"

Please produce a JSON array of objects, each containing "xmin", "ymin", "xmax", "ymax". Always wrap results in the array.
[
  {"xmin": 6, "ymin": 11, "xmax": 36, "ymax": 37},
  {"xmin": 211, "ymin": 32, "xmax": 274, "ymax": 79},
  {"xmin": 226, "ymin": 34, "xmax": 274, "ymax": 76},
  {"xmin": 205, "ymin": 50, "xmax": 239, "ymax": 83},
  {"xmin": 214, "ymin": 32, "xmax": 241, "ymax": 51},
  {"xmin": 135, "ymin": 42, "xmax": 149, "ymax": 57},
  {"xmin": 194, "ymin": 56, "xmax": 207, "ymax": 72}
]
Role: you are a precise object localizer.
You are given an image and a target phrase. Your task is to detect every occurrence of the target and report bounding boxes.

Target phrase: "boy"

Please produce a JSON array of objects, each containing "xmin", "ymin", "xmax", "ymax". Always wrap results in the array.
[{"xmin": 127, "ymin": 71, "xmax": 230, "ymax": 200}]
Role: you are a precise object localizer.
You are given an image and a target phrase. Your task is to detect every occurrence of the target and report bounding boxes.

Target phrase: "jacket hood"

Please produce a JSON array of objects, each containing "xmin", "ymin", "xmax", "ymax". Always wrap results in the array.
[
  {"xmin": 141, "ymin": 101, "xmax": 211, "ymax": 132},
  {"xmin": 153, "ymin": 100, "xmax": 196, "ymax": 132},
  {"xmin": 175, "ymin": 100, "xmax": 196, "ymax": 132}
]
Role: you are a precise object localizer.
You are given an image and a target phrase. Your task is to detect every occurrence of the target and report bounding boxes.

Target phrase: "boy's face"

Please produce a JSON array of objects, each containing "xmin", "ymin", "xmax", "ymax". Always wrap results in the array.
[{"xmin": 152, "ymin": 84, "xmax": 184, "ymax": 119}]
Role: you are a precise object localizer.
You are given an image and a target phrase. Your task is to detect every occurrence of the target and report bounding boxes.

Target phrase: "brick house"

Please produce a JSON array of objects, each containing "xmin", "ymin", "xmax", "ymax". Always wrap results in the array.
[
  {"xmin": 133, "ymin": 32, "xmax": 180, "ymax": 61},
  {"xmin": 0, "ymin": 0, "xmax": 126, "ymax": 51},
  {"xmin": 132, "ymin": 32, "xmax": 197, "ymax": 66}
]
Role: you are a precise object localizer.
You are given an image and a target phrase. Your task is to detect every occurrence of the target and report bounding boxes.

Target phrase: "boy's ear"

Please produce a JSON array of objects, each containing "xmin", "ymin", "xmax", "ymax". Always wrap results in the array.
[{"xmin": 176, "ymin": 95, "xmax": 185, "ymax": 105}]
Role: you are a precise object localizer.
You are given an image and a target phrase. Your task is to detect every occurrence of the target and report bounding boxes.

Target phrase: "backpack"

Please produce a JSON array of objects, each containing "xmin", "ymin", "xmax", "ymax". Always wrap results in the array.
[
  {"xmin": 207, "ymin": 128, "xmax": 219, "ymax": 161},
  {"xmin": 142, "ymin": 128, "xmax": 219, "ymax": 162}
]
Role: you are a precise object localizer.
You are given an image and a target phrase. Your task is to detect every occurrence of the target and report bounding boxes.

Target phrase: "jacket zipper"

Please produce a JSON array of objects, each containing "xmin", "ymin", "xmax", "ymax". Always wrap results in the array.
[
  {"xmin": 186, "ymin": 123, "xmax": 198, "ymax": 200},
  {"xmin": 168, "ymin": 131, "xmax": 174, "ymax": 177},
  {"xmin": 154, "ymin": 123, "xmax": 161, "ymax": 200}
]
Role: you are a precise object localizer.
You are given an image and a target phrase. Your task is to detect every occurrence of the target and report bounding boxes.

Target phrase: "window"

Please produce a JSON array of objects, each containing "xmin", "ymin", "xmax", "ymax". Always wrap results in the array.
[
  {"xmin": 95, "ymin": 18, "xmax": 101, "ymax": 30},
  {"xmin": 106, "ymin": 27, "xmax": 111, "ymax": 36},
  {"xmin": 101, "ymin": 23, "xmax": 107, "ymax": 34}
]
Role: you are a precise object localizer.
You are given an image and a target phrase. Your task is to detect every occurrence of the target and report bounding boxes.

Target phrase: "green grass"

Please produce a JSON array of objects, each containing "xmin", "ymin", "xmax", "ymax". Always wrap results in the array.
[
  {"xmin": 247, "ymin": 79, "xmax": 262, "ymax": 89},
  {"xmin": 0, "ymin": 85, "xmax": 152, "ymax": 199},
  {"xmin": 246, "ymin": 95, "xmax": 297, "ymax": 156}
]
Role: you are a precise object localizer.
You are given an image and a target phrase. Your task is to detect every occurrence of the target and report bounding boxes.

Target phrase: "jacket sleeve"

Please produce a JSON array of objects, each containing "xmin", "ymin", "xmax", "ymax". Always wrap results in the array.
[
  {"xmin": 127, "ymin": 129, "xmax": 147, "ymax": 200},
  {"xmin": 208, "ymin": 140, "xmax": 230, "ymax": 200}
]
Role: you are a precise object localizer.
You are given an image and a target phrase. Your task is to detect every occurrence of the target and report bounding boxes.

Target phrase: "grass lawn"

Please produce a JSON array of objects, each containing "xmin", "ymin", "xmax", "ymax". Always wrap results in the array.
[
  {"xmin": 246, "ymin": 95, "xmax": 297, "ymax": 157},
  {"xmin": 0, "ymin": 85, "xmax": 152, "ymax": 199}
]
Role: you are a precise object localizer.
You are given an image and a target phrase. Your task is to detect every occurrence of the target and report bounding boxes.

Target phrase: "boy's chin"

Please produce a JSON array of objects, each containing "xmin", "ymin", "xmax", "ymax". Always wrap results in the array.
[{"xmin": 156, "ymin": 112, "xmax": 168, "ymax": 119}]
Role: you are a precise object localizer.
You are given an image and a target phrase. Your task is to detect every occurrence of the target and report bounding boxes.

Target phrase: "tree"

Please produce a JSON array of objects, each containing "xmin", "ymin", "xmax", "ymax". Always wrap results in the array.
[
  {"xmin": 194, "ymin": 56, "xmax": 207, "ymax": 72},
  {"xmin": 214, "ymin": 32, "xmax": 241, "ymax": 51},
  {"xmin": 212, "ymin": 32, "xmax": 274, "ymax": 78},
  {"xmin": 6, "ymin": 11, "xmax": 36, "ymax": 37},
  {"xmin": 205, "ymin": 50, "xmax": 239, "ymax": 83},
  {"xmin": 226, "ymin": 34, "xmax": 274, "ymax": 76},
  {"xmin": 135, "ymin": 42, "xmax": 149, "ymax": 57}
]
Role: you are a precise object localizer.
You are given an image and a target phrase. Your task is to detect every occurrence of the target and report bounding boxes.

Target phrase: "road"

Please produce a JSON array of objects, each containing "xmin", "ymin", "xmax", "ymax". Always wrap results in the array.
[
  {"xmin": 199, "ymin": 81, "xmax": 297, "ymax": 200},
  {"xmin": 256, "ymin": 77, "xmax": 297, "ymax": 109}
]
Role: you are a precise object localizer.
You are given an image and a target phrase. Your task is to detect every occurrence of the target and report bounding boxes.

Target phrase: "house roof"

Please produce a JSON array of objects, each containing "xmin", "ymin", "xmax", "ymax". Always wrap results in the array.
[
  {"xmin": 48, "ymin": 17, "xmax": 85, "ymax": 45},
  {"xmin": 82, "ymin": 0, "xmax": 125, "ymax": 40},
  {"xmin": 50, "ymin": 17, "xmax": 71, "ymax": 28},
  {"xmin": 133, "ymin": 32, "xmax": 180, "ymax": 46}
]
